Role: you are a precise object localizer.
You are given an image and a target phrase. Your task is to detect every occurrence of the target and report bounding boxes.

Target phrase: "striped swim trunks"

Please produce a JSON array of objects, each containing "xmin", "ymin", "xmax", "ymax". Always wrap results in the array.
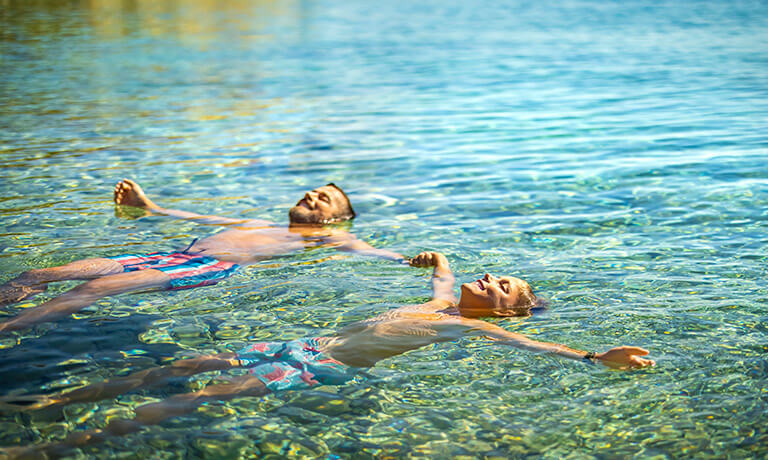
[
  {"xmin": 107, "ymin": 251, "xmax": 238, "ymax": 290},
  {"xmin": 236, "ymin": 338, "xmax": 354, "ymax": 392}
]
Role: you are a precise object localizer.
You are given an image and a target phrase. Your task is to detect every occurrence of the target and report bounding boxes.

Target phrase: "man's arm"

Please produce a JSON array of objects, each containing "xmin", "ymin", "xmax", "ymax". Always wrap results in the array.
[
  {"xmin": 324, "ymin": 230, "xmax": 408, "ymax": 263},
  {"xmin": 114, "ymin": 179, "xmax": 263, "ymax": 226},
  {"xmin": 409, "ymin": 251, "xmax": 457, "ymax": 304},
  {"xmin": 463, "ymin": 319, "xmax": 655, "ymax": 369}
]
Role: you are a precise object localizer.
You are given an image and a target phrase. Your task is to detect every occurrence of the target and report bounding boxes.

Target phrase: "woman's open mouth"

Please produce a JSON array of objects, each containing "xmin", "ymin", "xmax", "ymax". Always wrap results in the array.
[{"xmin": 475, "ymin": 279, "xmax": 485, "ymax": 290}]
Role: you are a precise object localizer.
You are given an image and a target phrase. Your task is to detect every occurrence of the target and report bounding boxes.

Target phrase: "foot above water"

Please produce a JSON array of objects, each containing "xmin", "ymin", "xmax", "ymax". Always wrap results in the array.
[{"xmin": 113, "ymin": 179, "xmax": 156, "ymax": 209}]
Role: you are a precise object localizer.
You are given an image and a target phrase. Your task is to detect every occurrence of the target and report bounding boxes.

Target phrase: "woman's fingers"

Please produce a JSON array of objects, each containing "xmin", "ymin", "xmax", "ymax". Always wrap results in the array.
[
  {"xmin": 622, "ymin": 346, "xmax": 650, "ymax": 356},
  {"xmin": 629, "ymin": 356, "xmax": 655, "ymax": 368}
]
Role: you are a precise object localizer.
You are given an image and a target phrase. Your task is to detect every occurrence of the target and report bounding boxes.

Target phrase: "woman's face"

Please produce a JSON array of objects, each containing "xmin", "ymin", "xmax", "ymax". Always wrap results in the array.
[{"xmin": 458, "ymin": 273, "xmax": 528, "ymax": 317}]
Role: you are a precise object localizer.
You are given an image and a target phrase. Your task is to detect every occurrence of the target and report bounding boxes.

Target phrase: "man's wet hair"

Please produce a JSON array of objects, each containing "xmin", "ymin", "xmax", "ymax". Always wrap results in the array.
[{"xmin": 326, "ymin": 183, "xmax": 356, "ymax": 221}]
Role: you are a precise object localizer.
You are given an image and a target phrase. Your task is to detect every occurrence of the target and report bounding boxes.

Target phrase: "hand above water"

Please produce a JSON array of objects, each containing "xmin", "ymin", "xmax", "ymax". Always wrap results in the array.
[
  {"xmin": 596, "ymin": 346, "xmax": 655, "ymax": 369},
  {"xmin": 409, "ymin": 251, "xmax": 449, "ymax": 268}
]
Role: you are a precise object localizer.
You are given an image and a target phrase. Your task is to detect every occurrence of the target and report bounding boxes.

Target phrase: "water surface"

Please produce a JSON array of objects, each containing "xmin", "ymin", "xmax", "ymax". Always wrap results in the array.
[{"xmin": 1, "ymin": 0, "xmax": 767, "ymax": 457}]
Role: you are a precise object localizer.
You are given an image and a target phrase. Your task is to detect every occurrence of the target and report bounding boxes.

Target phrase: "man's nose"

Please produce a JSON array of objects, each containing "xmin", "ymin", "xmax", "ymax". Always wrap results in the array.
[{"xmin": 483, "ymin": 273, "xmax": 493, "ymax": 282}]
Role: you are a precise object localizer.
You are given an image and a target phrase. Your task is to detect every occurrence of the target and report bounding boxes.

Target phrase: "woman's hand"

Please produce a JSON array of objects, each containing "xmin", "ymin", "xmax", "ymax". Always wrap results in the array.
[
  {"xmin": 409, "ymin": 251, "xmax": 448, "ymax": 268},
  {"xmin": 596, "ymin": 346, "xmax": 655, "ymax": 369}
]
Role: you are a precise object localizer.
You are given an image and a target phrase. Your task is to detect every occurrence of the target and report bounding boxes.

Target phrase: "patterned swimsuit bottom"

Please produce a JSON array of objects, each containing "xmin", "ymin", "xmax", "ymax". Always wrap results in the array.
[
  {"xmin": 107, "ymin": 251, "xmax": 238, "ymax": 290},
  {"xmin": 236, "ymin": 338, "xmax": 355, "ymax": 392}
]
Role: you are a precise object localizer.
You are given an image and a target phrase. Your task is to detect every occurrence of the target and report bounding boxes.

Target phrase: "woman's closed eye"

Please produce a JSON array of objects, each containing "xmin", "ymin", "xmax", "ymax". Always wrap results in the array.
[{"xmin": 319, "ymin": 193, "xmax": 331, "ymax": 203}]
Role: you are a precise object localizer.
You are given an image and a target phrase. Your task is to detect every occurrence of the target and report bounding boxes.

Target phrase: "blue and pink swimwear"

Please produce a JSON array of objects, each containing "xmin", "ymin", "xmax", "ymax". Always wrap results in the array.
[
  {"xmin": 107, "ymin": 251, "xmax": 238, "ymax": 290},
  {"xmin": 236, "ymin": 338, "xmax": 354, "ymax": 391}
]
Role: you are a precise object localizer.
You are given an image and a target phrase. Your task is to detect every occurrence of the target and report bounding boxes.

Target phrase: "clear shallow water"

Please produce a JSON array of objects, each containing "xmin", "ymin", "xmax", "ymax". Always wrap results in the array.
[{"xmin": 1, "ymin": 0, "xmax": 767, "ymax": 457}]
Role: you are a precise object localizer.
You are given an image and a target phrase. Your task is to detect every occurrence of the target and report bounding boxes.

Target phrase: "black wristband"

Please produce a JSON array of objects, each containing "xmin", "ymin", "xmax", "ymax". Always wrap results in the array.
[{"xmin": 583, "ymin": 351, "xmax": 596, "ymax": 361}]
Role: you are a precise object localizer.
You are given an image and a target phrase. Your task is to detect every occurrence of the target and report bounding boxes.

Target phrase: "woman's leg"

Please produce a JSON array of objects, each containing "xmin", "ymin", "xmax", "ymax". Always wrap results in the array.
[
  {"xmin": 0, "ymin": 257, "xmax": 124, "ymax": 306},
  {"xmin": 42, "ymin": 376, "xmax": 268, "ymax": 454},
  {"xmin": 6, "ymin": 361, "xmax": 266, "ymax": 457},
  {"xmin": 0, "ymin": 268, "xmax": 170, "ymax": 333},
  {"xmin": 53, "ymin": 353, "xmax": 240, "ymax": 409},
  {"xmin": 132, "ymin": 374, "xmax": 269, "ymax": 425}
]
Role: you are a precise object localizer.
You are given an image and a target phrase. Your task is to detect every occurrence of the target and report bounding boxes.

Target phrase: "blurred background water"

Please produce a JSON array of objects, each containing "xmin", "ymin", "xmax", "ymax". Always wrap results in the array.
[{"xmin": 1, "ymin": 0, "xmax": 767, "ymax": 457}]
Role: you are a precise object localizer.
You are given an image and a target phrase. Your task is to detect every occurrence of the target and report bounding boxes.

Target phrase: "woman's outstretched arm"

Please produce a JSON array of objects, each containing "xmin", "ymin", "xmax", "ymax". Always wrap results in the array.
[
  {"xmin": 462, "ymin": 318, "xmax": 655, "ymax": 369},
  {"xmin": 409, "ymin": 251, "xmax": 456, "ymax": 304}
]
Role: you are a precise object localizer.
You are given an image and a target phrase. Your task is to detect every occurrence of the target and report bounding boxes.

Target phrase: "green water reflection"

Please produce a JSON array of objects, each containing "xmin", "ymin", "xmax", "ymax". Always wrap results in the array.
[{"xmin": 1, "ymin": 0, "xmax": 768, "ymax": 457}]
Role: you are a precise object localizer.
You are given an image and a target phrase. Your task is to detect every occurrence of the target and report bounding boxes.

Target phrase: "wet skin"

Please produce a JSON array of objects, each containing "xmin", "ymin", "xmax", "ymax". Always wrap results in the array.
[
  {"xmin": 1, "ymin": 252, "xmax": 654, "ymax": 457},
  {"xmin": 115, "ymin": 179, "xmax": 402, "ymax": 265},
  {"xmin": 320, "ymin": 252, "xmax": 655, "ymax": 368},
  {"xmin": 0, "ymin": 180, "xmax": 404, "ymax": 332}
]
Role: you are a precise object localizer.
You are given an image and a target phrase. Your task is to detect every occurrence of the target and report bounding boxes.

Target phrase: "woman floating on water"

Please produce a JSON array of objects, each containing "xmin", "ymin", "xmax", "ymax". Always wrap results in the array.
[{"xmin": 2, "ymin": 252, "xmax": 654, "ymax": 455}]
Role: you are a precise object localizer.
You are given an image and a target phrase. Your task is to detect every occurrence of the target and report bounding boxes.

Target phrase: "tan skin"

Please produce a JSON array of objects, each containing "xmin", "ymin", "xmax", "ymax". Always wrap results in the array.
[
  {"xmin": 0, "ymin": 180, "xmax": 404, "ymax": 332},
  {"xmin": 1, "ymin": 252, "xmax": 653, "ymax": 457}
]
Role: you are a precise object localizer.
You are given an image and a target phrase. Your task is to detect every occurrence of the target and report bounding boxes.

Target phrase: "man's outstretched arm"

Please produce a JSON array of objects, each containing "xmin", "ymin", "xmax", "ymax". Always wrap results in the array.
[
  {"xmin": 114, "ymin": 179, "xmax": 264, "ymax": 226},
  {"xmin": 325, "ymin": 230, "xmax": 409, "ymax": 263},
  {"xmin": 464, "ymin": 319, "xmax": 655, "ymax": 369}
]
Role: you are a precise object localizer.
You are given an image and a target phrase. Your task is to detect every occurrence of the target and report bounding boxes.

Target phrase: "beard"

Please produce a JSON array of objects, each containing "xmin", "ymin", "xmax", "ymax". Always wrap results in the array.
[{"xmin": 289, "ymin": 205, "xmax": 323, "ymax": 224}]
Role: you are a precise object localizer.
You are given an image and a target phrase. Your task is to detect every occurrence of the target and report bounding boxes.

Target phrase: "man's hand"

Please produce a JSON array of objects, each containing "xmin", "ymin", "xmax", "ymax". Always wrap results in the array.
[
  {"xmin": 409, "ymin": 252, "xmax": 448, "ymax": 268},
  {"xmin": 596, "ymin": 346, "xmax": 655, "ymax": 369}
]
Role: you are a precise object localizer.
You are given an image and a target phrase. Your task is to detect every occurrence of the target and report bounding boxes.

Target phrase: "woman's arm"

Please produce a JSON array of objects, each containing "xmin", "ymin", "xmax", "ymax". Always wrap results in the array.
[
  {"xmin": 409, "ymin": 251, "xmax": 456, "ymax": 304},
  {"xmin": 463, "ymin": 319, "xmax": 655, "ymax": 369}
]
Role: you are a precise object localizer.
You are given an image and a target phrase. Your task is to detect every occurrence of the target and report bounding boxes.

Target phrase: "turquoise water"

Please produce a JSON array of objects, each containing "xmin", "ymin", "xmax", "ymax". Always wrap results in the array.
[{"xmin": 1, "ymin": 0, "xmax": 767, "ymax": 457}]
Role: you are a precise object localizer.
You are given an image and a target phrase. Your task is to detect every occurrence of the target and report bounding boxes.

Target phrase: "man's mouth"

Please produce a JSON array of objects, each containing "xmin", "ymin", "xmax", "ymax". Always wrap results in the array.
[
  {"xmin": 475, "ymin": 279, "xmax": 485, "ymax": 290},
  {"xmin": 297, "ymin": 198, "xmax": 314, "ymax": 210}
]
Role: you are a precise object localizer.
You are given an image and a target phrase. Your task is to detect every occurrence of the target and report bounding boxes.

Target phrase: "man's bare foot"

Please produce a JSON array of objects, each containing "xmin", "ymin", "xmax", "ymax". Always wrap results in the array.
[
  {"xmin": 0, "ymin": 280, "xmax": 47, "ymax": 307},
  {"xmin": 113, "ymin": 179, "xmax": 158, "ymax": 210}
]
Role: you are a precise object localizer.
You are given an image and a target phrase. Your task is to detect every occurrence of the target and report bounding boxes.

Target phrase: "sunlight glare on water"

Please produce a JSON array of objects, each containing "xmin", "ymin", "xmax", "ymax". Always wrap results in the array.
[{"xmin": 1, "ymin": 0, "xmax": 767, "ymax": 457}]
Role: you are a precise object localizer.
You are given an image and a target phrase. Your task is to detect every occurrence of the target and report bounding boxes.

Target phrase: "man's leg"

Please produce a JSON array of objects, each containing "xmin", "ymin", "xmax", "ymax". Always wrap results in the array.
[
  {"xmin": 0, "ymin": 257, "xmax": 124, "ymax": 306},
  {"xmin": 0, "ymin": 268, "xmax": 170, "ymax": 333}
]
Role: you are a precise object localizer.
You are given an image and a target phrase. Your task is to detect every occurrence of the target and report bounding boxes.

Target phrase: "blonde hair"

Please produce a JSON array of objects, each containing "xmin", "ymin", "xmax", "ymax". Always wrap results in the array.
[{"xmin": 497, "ymin": 278, "xmax": 538, "ymax": 317}]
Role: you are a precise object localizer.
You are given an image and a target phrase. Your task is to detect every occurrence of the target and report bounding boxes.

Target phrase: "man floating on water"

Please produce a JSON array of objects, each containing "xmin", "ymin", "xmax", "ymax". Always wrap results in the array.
[
  {"xmin": 1, "ymin": 251, "xmax": 654, "ymax": 456},
  {"xmin": 0, "ymin": 179, "xmax": 405, "ymax": 333}
]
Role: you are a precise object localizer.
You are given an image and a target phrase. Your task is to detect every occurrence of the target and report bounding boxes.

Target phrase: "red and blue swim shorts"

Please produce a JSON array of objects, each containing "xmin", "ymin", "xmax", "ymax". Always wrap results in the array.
[
  {"xmin": 107, "ymin": 251, "xmax": 238, "ymax": 290},
  {"xmin": 236, "ymin": 338, "xmax": 354, "ymax": 392}
]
